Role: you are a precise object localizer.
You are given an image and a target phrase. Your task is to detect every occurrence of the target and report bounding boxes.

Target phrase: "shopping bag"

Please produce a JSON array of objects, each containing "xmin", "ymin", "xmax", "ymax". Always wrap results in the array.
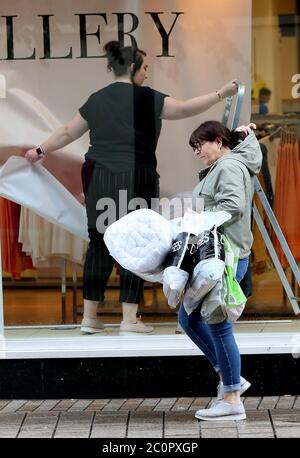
[
  {"xmin": 222, "ymin": 236, "xmax": 247, "ymax": 322},
  {"xmin": 183, "ymin": 226, "xmax": 225, "ymax": 313}
]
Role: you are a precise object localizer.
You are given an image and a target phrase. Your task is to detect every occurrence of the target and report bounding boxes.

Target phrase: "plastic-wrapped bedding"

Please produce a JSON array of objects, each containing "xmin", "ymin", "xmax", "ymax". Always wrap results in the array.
[
  {"xmin": 183, "ymin": 226, "xmax": 226, "ymax": 314},
  {"xmin": 104, "ymin": 208, "xmax": 231, "ymax": 310},
  {"xmin": 163, "ymin": 267, "xmax": 189, "ymax": 308},
  {"xmin": 162, "ymin": 232, "xmax": 197, "ymax": 308},
  {"xmin": 183, "ymin": 258, "xmax": 225, "ymax": 314},
  {"xmin": 103, "ymin": 209, "xmax": 172, "ymax": 277},
  {"xmin": 163, "ymin": 218, "xmax": 228, "ymax": 310}
]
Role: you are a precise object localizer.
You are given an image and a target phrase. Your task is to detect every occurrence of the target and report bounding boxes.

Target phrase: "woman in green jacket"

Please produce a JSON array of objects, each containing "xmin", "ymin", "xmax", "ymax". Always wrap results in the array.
[{"xmin": 179, "ymin": 120, "xmax": 262, "ymax": 421}]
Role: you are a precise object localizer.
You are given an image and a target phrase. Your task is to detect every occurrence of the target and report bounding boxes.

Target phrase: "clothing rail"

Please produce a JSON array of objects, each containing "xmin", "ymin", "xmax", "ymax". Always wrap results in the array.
[
  {"xmin": 252, "ymin": 115, "xmax": 300, "ymax": 139},
  {"xmin": 223, "ymin": 88, "xmax": 300, "ymax": 314}
]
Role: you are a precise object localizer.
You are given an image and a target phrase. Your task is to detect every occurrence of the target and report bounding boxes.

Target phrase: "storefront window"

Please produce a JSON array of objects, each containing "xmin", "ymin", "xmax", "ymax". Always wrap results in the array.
[
  {"xmin": 249, "ymin": 0, "xmax": 300, "ymax": 319},
  {"xmin": 0, "ymin": 0, "xmax": 299, "ymax": 347}
]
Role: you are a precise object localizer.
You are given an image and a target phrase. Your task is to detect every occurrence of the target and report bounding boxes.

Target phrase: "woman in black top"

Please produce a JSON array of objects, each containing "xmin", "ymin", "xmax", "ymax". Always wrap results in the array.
[{"xmin": 25, "ymin": 41, "xmax": 240, "ymax": 334}]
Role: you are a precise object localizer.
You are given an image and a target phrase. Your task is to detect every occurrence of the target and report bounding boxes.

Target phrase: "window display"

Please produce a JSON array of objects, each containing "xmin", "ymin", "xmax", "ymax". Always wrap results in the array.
[{"xmin": 0, "ymin": 1, "xmax": 299, "ymax": 352}]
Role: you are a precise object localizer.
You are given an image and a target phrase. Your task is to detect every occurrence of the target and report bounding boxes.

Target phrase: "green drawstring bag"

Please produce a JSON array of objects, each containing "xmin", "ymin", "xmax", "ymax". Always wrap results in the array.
[{"xmin": 222, "ymin": 236, "xmax": 247, "ymax": 322}]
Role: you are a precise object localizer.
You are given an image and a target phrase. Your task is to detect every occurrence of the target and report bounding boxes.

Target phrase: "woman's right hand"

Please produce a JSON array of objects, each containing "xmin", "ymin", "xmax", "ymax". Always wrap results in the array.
[
  {"xmin": 219, "ymin": 79, "xmax": 239, "ymax": 98},
  {"xmin": 25, "ymin": 148, "xmax": 42, "ymax": 163}
]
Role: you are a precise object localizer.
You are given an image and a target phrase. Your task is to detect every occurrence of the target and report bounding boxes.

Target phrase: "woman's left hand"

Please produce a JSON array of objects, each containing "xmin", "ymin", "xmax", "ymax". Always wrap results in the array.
[
  {"xmin": 235, "ymin": 123, "xmax": 256, "ymax": 136},
  {"xmin": 25, "ymin": 148, "xmax": 43, "ymax": 163}
]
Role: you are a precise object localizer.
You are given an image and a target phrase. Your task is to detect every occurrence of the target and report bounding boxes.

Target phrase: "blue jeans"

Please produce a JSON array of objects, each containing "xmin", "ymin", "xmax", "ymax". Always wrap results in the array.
[{"xmin": 178, "ymin": 257, "xmax": 249, "ymax": 392}]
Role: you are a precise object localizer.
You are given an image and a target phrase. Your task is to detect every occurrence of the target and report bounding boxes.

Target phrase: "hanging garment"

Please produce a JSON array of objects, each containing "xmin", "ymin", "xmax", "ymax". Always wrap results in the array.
[
  {"xmin": 273, "ymin": 140, "xmax": 300, "ymax": 267},
  {"xmin": 260, "ymin": 143, "xmax": 274, "ymax": 207},
  {"xmin": 248, "ymin": 143, "xmax": 272, "ymax": 274},
  {"xmin": 251, "ymin": 169, "xmax": 272, "ymax": 274},
  {"xmin": 0, "ymin": 197, "xmax": 34, "ymax": 278},
  {"xmin": 251, "ymin": 144, "xmax": 274, "ymax": 274},
  {"xmin": 259, "ymin": 136, "xmax": 281, "ymax": 190},
  {"xmin": 19, "ymin": 207, "xmax": 88, "ymax": 266}
]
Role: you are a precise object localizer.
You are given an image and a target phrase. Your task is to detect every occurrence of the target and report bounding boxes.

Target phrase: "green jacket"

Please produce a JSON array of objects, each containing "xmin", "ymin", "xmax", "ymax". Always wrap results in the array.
[{"xmin": 192, "ymin": 132, "xmax": 262, "ymax": 258}]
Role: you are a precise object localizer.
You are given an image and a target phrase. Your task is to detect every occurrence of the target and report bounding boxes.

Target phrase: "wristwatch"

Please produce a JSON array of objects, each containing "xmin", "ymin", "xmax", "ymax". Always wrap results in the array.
[{"xmin": 36, "ymin": 146, "xmax": 45, "ymax": 156}]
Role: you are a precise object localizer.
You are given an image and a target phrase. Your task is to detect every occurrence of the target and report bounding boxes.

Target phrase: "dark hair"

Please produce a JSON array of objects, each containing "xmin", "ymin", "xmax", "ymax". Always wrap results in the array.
[
  {"xmin": 189, "ymin": 121, "xmax": 246, "ymax": 150},
  {"xmin": 259, "ymin": 87, "xmax": 272, "ymax": 97},
  {"xmin": 104, "ymin": 41, "xmax": 146, "ymax": 79}
]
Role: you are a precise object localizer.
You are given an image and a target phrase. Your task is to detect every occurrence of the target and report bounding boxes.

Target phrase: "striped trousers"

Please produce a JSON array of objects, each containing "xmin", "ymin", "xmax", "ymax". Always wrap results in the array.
[{"xmin": 82, "ymin": 160, "xmax": 159, "ymax": 303}]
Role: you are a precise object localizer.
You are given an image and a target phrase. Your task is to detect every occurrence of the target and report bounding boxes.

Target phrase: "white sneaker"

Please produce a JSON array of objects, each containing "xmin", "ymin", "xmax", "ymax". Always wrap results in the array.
[
  {"xmin": 120, "ymin": 317, "xmax": 154, "ymax": 334},
  {"xmin": 216, "ymin": 376, "xmax": 251, "ymax": 401},
  {"xmin": 81, "ymin": 318, "xmax": 105, "ymax": 334},
  {"xmin": 195, "ymin": 400, "xmax": 246, "ymax": 421}
]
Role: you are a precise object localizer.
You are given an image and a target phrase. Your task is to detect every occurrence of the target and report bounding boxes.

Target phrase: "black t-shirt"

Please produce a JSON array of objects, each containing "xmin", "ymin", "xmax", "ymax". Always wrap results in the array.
[{"xmin": 79, "ymin": 82, "xmax": 168, "ymax": 172}]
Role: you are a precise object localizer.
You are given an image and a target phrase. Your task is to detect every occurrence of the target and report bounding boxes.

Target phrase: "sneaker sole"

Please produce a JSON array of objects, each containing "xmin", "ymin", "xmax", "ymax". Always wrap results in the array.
[
  {"xmin": 119, "ymin": 330, "xmax": 154, "ymax": 335},
  {"xmin": 81, "ymin": 326, "xmax": 105, "ymax": 334},
  {"xmin": 195, "ymin": 413, "xmax": 246, "ymax": 421}
]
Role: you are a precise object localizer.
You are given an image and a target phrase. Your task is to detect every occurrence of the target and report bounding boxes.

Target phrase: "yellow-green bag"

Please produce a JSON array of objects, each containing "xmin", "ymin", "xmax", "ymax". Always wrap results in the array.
[{"xmin": 222, "ymin": 236, "xmax": 247, "ymax": 322}]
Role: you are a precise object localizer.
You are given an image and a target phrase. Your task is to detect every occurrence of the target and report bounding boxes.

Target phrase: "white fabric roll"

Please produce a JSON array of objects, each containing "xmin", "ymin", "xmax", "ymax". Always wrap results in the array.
[{"xmin": 104, "ymin": 208, "xmax": 172, "ymax": 273}]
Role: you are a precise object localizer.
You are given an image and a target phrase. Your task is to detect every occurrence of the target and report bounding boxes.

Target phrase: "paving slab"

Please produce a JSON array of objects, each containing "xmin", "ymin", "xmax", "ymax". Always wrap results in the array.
[
  {"xmin": 201, "ymin": 427, "xmax": 238, "ymax": 438},
  {"xmin": 0, "ymin": 413, "xmax": 26, "ymax": 438},
  {"xmin": 276, "ymin": 396, "xmax": 296, "ymax": 409},
  {"xmin": 0, "ymin": 401, "xmax": 10, "ymax": 411},
  {"xmin": 120, "ymin": 399, "xmax": 144, "ymax": 411},
  {"xmin": 164, "ymin": 411, "xmax": 200, "ymax": 437},
  {"xmin": 154, "ymin": 398, "xmax": 177, "ymax": 411},
  {"xmin": 90, "ymin": 412, "xmax": 128, "ymax": 438},
  {"xmin": 18, "ymin": 413, "xmax": 59, "ymax": 438},
  {"xmin": 243, "ymin": 397, "xmax": 262, "ymax": 410},
  {"xmin": 0, "ymin": 397, "xmax": 299, "ymax": 438},
  {"xmin": 54, "ymin": 411, "xmax": 94, "ymax": 438},
  {"xmin": 189, "ymin": 398, "xmax": 212, "ymax": 411},
  {"xmin": 102, "ymin": 399, "xmax": 127, "ymax": 411},
  {"xmin": 258, "ymin": 397, "xmax": 279, "ymax": 410},
  {"xmin": 1, "ymin": 400, "xmax": 28, "ymax": 413},
  {"xmin": 136, "ymin": 398, "xmax": 161, "ymax": 411},
  {"xmin": 34, "ymin": 400, "xmax": 61, "ymax": 411},
  {"xmin": 85, "ymin": 399, "xmax": 111, "ymax": 411},
  {"xmin": 171, "ymin": 398, "xmax": 195, "ymax": 411},
  {"xmin": 16, "ymin": 400, "xmax": 44, "ymax": 412},
  {"xmin": 127, "ymin": 411, "xmax": 163, "ymax": 438},
  {"xmin": 52, "ymin": 399, "xmax": 77, "ymax": 411},
  {"xmin": 68, "ymin": 399, "xmax": 94, "ymax": 411}
]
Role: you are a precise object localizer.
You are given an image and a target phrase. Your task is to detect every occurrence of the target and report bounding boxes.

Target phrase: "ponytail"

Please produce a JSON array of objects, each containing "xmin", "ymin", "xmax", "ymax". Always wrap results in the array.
[
  {"xmin": 189, "ymin": 121, "xmax": 246, "ymax": 150},
  {"xmin": 104, "ymin": 40, "xmax": 146, "ymax": 78}
]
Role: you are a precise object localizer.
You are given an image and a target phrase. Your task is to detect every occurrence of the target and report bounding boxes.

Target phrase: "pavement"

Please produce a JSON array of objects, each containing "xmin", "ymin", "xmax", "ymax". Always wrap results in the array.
[{"xmin": 1, "ymin": 396, "xmax": 300, "ymax": 438}]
